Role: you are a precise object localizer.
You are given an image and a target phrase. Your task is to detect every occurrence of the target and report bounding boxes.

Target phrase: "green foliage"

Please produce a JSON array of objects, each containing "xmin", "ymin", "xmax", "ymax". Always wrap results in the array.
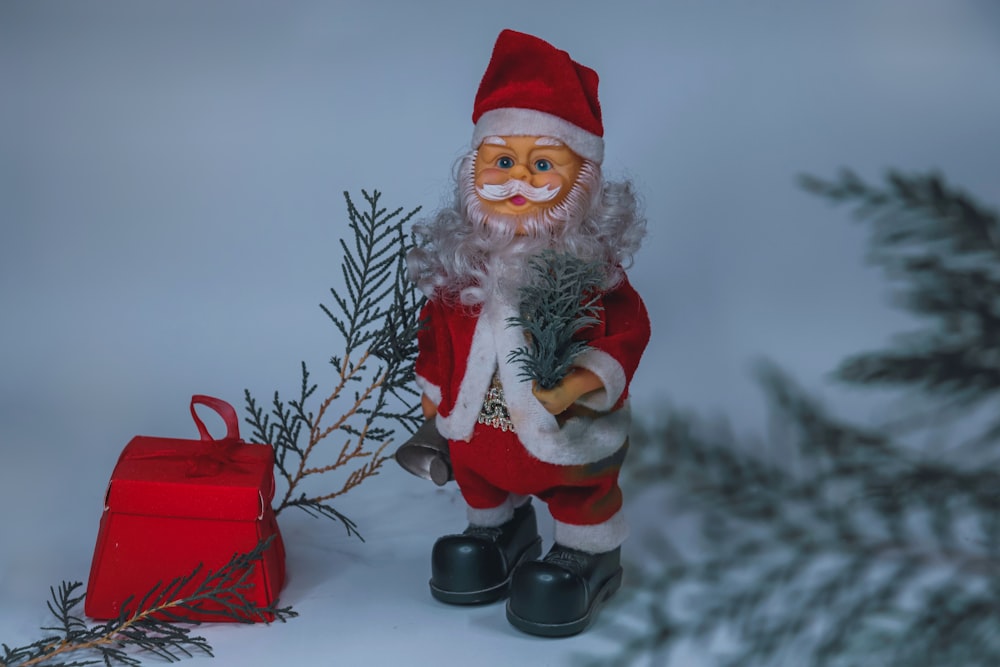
[
  {"xmin": 1, "ymin": 538, "xmax": 295, "ymax": 667},
  {"xmin": 597, "ymin": 170, "xmax": 1000, "ymax": 666},
  {"xmin": 244, "ymin": 190, "xmax": 424, "ymax": 536},
  {"xmin": 802, "ymin": 169, "xmax": 1000, "ymax": 450},
  {"xmin": 506, "ymin": 249, "xmax": 605, "ymax": 389}
]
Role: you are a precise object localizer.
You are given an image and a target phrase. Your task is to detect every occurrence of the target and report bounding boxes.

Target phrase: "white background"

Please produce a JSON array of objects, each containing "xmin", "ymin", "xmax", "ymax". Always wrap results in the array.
[{"xmin": 2, "ymin": 2, "xmax": 999, "ymax": 665}]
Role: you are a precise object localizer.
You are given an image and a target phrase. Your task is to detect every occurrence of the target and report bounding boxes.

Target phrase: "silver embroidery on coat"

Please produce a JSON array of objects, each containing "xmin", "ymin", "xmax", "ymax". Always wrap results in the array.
[{"xmin": 478, "ymin": 372, "xmax": 515, "ymax": 432}]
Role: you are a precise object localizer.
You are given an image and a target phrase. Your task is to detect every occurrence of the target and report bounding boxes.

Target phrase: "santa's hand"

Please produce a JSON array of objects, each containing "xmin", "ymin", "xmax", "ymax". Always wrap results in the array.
[
  {"xmin": 531, "ymin": 367, "xmax": 604, "ymax": 415},
  {"xmin": 532, "ymin": 382, "xmax": 576, "ymax": 415},
  {"xmin": 421, "ymin": 393, "xmax": 438, "ymax": 419}
]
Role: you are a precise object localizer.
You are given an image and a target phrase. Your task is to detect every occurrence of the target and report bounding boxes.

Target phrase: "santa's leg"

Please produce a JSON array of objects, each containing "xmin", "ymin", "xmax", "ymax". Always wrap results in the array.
[
  {"xmin": 506, "ymin": 455, "xmax": 628, "ymax": 637},
  {"xmin": 429, "ymin": 444, "xmax": 541, "ymax": 605}
]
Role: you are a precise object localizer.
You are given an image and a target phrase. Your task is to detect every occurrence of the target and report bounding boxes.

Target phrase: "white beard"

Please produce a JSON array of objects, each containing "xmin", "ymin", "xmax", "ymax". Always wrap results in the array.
[
  {"xmin": 460, "ymin": 151, "xmax": 597, "ymax": 243},
  {"xmin": 407, "ymin": 149, "xmax": 644, "ymax": 308},
  {"xmin": 455, "ymin": 155, "xmax": 600, "ymax": 305}
]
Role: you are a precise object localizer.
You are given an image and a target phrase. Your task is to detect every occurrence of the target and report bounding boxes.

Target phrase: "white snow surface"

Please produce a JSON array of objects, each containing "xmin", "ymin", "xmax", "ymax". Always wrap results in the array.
[
  {"xmin": 0, "ymin": 421, "xmax": 676, "ymax": 666},
  {"xmin": 3, "ymin": 1, "xmax": 1000, "ymax": 665}
]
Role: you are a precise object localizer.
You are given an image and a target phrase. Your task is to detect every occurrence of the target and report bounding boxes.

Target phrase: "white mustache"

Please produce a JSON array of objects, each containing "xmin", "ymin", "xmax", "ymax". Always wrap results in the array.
[{"xmin": 476, "ymin": 180, "xmax": 561, "ymax": 203}]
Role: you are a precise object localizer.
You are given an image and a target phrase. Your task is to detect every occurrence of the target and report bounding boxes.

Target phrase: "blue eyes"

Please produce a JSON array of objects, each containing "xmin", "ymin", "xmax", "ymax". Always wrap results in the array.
[{"xmin": 494, "ymin": 157, "xmax": 554, "ymax": 172}]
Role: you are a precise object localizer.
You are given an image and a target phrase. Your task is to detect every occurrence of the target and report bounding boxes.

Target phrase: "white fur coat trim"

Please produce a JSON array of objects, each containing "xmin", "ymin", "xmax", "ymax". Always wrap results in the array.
[
  {"xmin": 415, "ymin": 375, "xmax": 441, "ymax": 407},
  {"xmin": 472, "ymin": 108, "xmax": 605, "ymax": 164},
  {"xmin": 432, "ymin": 312, "xmax": 496, "ymax": 442},
  {"xmin": 466, "ymin": 498, "xmax": 515, "ymax": 527},
  {"xmin": 573, "ymin": 347, "xmax": 627, "ymax": 412},
  {"xmin": 433, "ymin": 296, "xmax": 630, "ymax": 466},
  {"xmin": 554, "ymin": 511, "xmax": 629, "ymax": 553}
]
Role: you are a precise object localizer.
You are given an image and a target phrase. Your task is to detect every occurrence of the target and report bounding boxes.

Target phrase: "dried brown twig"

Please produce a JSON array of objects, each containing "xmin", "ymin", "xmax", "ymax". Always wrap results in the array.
[
  {"xmin": 280, "ymin": 349, "xmax": 391, "ymax": 512},
  {"xmin": 244, "ymin": 190, "xmax": 424, "ymax": 537}
]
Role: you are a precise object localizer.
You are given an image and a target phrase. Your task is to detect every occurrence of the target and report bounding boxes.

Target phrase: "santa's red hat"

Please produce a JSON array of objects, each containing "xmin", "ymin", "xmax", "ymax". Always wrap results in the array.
[{"xmin": 472, "ymin": 30, "xmax": 604, "ymax": 164}]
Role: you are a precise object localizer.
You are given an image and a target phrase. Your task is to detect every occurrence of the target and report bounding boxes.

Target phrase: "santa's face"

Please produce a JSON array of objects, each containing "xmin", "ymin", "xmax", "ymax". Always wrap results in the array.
[{"xmin": 473, "ymin": 135, "xmax": 584, "ymax": 233}]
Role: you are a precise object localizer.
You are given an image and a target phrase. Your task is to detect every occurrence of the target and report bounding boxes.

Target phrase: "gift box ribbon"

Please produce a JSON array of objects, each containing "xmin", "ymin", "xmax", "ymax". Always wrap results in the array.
[
  {"xmin": 125, "ymin": 395, "xmax": 262, "ymax": 478},
  {"xmin": 125, "ymin": 439, "xmax": 259, "ymax": 478}
]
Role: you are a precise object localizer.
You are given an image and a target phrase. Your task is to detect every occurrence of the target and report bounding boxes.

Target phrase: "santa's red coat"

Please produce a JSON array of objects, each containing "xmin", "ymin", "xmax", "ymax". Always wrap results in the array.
[{"xmin": 415, "ymin": 273, "xmax": 650, "ymax": 466}]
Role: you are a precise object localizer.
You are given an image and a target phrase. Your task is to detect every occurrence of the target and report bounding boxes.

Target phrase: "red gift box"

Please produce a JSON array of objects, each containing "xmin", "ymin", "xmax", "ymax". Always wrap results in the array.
[{"xmin": 85, "ymin": 395, "xmax": 286, "ymax": 622}]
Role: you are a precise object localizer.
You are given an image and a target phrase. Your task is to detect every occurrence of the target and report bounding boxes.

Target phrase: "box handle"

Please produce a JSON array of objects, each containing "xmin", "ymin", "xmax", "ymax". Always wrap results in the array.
[{"xmin": 190, "ymin": 395, "xmax": 242, "ymax": 442}]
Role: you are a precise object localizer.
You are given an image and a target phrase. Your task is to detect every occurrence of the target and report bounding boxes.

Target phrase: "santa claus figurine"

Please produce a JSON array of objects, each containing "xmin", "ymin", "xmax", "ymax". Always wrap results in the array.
[{"xmin": 405, "ymin": 29, "xmax": 650, "ymax": 637}]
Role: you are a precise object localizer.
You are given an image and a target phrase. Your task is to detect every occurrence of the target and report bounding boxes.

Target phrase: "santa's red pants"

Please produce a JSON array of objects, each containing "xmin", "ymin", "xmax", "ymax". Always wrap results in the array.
[{"xmin": 449, "ymin": 421, "xmax": 627, "ymax": 527}]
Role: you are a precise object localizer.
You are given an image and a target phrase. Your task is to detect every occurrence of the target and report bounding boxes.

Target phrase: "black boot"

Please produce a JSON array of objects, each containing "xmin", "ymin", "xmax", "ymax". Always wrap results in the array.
[
  {"xmin": 506, "ymin": 543, "xmax": 623, "ymax": 637},
  {"xmin": 430, "ymin": 501, "xmax": 542, "ymax": 605}
]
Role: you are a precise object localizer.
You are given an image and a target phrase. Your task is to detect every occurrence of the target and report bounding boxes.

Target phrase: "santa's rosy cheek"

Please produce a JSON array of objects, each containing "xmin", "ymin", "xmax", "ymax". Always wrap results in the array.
[{"xmin": 477, "ymin": 168, "xmax": 509, "ymax": 185}]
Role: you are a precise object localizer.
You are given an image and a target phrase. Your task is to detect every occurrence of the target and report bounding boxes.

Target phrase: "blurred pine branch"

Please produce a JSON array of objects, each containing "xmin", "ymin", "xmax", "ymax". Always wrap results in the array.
[
  {"xmin": 244, "ymin": 190, "xmax": 424, "ymax": 537},
  {"xmin": 803, "ymin": 169, "xmax": 1000, "ymax": 451},
  {"xmin": 597, "ymin": 170, "xmax": 1000, "ymax": 666}
]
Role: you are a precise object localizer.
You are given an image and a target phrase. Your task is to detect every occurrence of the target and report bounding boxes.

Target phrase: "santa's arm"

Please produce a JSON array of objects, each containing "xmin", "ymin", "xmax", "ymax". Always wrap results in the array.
[
  {"xmin": 414, "ymin": 300, "xmax": 444, "ymax": 418},
  {"xmin": 421, "ymin": 393, "xmax": 438, "ymax": 419}
]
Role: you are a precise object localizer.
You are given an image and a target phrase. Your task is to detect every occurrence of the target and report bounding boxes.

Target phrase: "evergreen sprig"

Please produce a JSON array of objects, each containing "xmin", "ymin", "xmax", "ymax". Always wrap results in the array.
[
  {"xmin": 593, "ymin": 170, "xmax": 1000, "ymax": 666},
  {"xmin": 244, "ymin": 190, "xmax": 424, "ymax": 535},
  {"xmin": 506, "ymin": 249, "xmax": 605, "ymax": 389},
  {"xmin": 1, "ymin": 538, "xmax": 296, "ymax": 667}
]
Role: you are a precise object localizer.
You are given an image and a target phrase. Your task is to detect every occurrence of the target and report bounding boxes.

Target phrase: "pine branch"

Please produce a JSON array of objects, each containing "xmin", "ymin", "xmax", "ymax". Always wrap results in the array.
[
  {"xmin": 506, "ymin": 250, "xmax": 605, "ymax": 389},
  {"xmin": 599, "ymin": 373, "xmax": 1000, "ymax": 666},
  {"xmin": 801, "ymin": 169, "xmax": 1000, "ymax": 449},
  {"xmin": 244, "ymin": 190, "xmax": 423, "ymax": 533},
  {"xmin": 1, "ymin": 538, "xmax": 295, "ymax": 667},
  {"xmin": 799, "ymin": 168, "xmax": 1000, "ymax": 260},
  {"xmin": 593, "ymin": 171, "xmax": 1000, "ymax": 666}
]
